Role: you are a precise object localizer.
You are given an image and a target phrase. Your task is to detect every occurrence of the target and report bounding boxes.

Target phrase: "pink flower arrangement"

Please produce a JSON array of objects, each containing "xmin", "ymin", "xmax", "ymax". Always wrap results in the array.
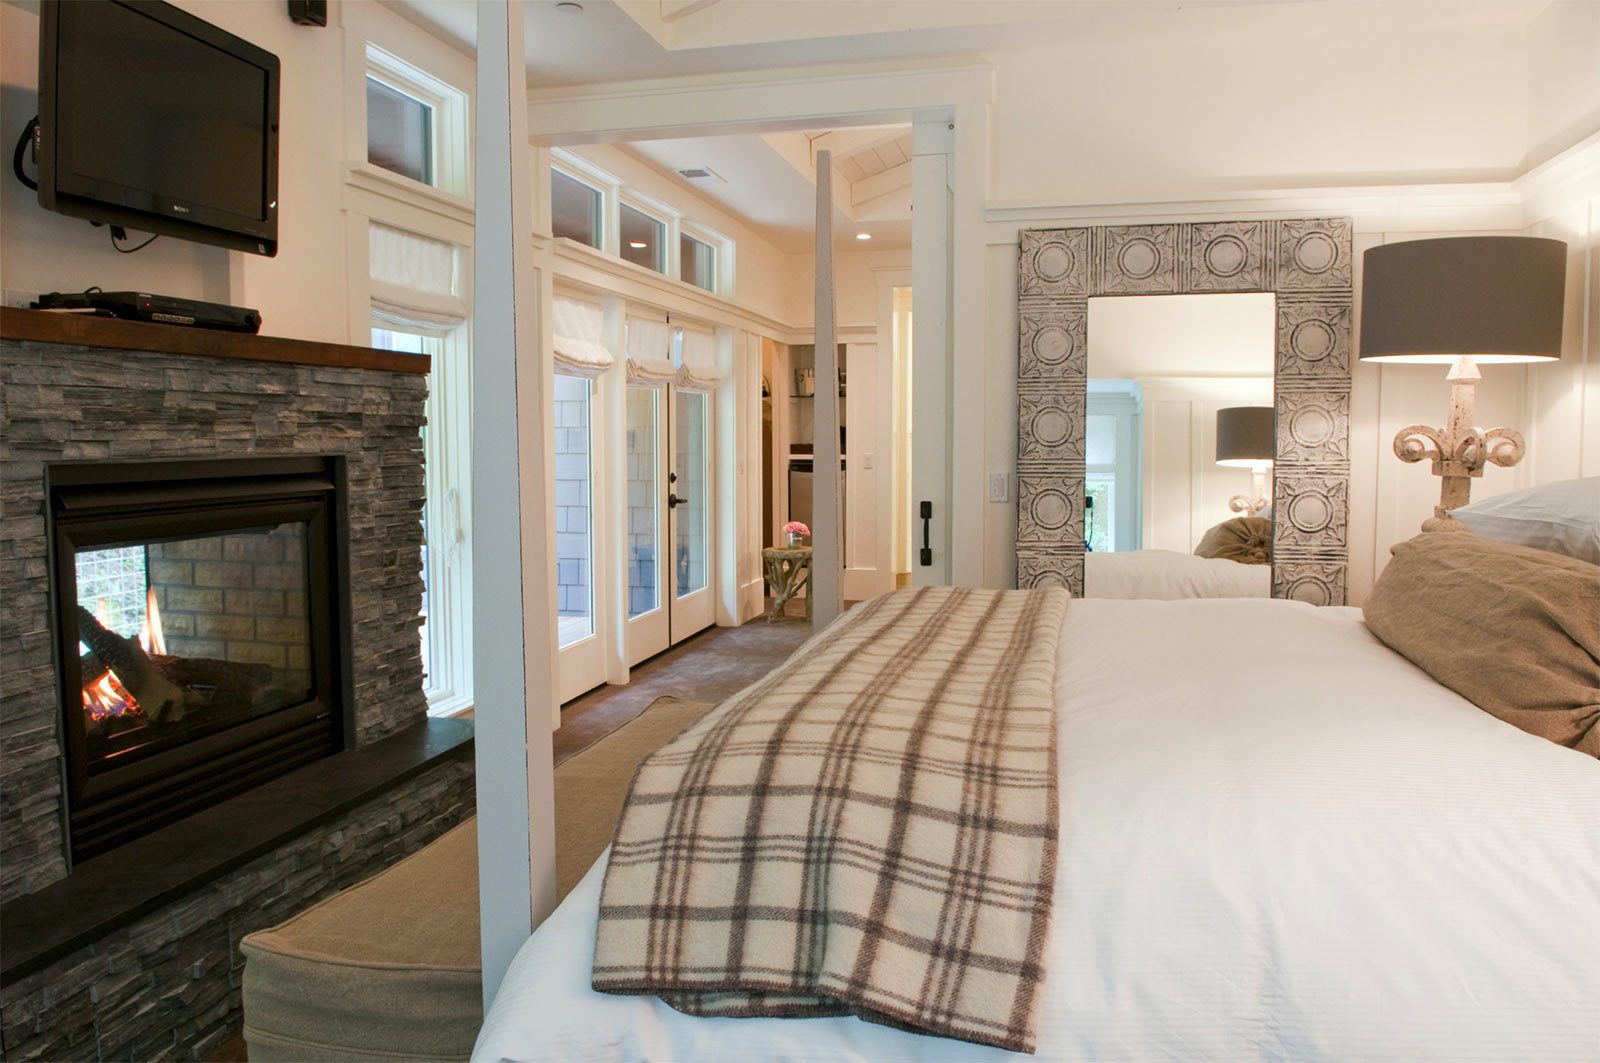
[{"xmin": 783, "ymin": 521, "xmax": 810, "ymax": 538}]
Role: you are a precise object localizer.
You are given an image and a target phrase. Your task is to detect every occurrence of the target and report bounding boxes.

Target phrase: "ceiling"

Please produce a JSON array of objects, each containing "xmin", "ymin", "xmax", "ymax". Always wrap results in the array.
[
  {"xmin": 387, "ymin": 0, "xmax": 1552, "ymax": 90},
  {"xmin": 385, "ymin": 0, "xmax": 1553, "ymax": 254},
  {"xmin": 623, "ymin": 127, "xmax": 913, "ymax": 253}
]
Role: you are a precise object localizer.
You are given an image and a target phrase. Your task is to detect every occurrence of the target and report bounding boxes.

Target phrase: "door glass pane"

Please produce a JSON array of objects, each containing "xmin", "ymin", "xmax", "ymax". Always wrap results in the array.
[
  {"xmin": 620, "ymin": 203, "xmax": 665, "ymax": 273},
  {"xmin": 554, "ymin": 375, "xmax": 593, "ymax": 646},
  {"xmin": 674, "ymin": 390, "xmax": 709, "ymax": 597},
  {"xmin": 626, "ymin": 388, "xmax": 659, "ymax": 618},
  {"xmin": 366, "ymin": 77, "xmax": 433, "ymax": 185},
  {"xmin": 551, "ymin": 169, "xmax": 601, "ymax": 248}
]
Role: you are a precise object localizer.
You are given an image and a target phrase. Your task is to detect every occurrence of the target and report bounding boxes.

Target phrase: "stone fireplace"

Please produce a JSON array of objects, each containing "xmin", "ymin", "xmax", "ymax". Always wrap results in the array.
[{"xmin": 0, "ymin": 310, "xmax": 475, "ymax": 1060}]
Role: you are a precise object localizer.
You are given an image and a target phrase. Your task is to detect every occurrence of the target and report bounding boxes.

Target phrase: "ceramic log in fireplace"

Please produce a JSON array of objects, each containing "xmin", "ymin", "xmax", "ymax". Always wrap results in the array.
[{"xmin": 49, "ymin": 457, "xmax": 350, "ymax": 863}]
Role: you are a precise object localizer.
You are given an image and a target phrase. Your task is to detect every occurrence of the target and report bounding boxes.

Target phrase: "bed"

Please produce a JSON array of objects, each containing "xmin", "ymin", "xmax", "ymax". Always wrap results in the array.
[
  {"xmin": 474, "ymin": 594, "xmax": 1600, "ymax": 1062},
  {"xmin": 1083, "ymin": 548, "xmax": 1269, "ymax": 599}
]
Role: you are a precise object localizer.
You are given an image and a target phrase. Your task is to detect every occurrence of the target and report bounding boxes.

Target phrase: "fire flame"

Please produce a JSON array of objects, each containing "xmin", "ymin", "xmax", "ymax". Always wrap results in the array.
[{"xmin": 82, "ymin": 590, "xmax": 167, "ymax": 721}]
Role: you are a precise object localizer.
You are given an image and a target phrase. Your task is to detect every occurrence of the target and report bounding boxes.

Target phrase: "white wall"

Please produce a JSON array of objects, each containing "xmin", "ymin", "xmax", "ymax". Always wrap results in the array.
[
  {"xmin": 1525, "ymin": 1, "xmax": 1600, "ymax": 170},
  {"xmin": 988, "ymin": 18, "xmax": 1530, "ymax": 207}
]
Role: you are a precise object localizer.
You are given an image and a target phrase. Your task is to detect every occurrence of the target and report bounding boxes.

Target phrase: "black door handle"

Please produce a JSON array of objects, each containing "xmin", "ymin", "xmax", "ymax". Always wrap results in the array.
[
  {"xmin": 668, "ymin": 493, "xmax": 689, "ymax": 509},
  {"xmin": 919, "ymin": 500, "xmax": 933, "ymax": 566}
]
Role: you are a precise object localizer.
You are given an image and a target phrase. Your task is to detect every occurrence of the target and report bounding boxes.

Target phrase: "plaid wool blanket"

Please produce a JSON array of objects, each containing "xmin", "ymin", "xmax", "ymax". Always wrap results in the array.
[{"xmin": 592, "ymin": 586, "xmax": 1070, "ymax": 1052}]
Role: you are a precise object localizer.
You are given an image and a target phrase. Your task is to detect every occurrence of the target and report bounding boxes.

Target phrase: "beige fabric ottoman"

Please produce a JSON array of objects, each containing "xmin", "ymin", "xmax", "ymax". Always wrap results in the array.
[{"xmin": 241, "ymin": 819, "xmax": 482, "ymax": 1061}]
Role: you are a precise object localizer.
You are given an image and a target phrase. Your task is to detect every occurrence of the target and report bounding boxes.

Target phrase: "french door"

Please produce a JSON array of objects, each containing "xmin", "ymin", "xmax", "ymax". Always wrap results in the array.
[
  {"xmin": 555, "ymin": 373, "xmax": 604, "ymax": 702},
  {"xmin": 669, "ymin": 387, "xmax": 714, "ymax": 642},
  {"xmin": 623, "ymin": 383, "xmax": 714, "ymax": 665}
]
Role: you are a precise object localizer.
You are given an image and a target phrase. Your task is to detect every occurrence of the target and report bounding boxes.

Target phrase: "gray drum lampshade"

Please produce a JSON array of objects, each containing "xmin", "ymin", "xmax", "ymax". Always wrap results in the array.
[
  {"xmin": 1215, "ymin": 406, "xmax": 1274, "ymax": 467},
  {"xmin": 1359, "ymin": 236, "xmax": 1567, "ymax": 364}
]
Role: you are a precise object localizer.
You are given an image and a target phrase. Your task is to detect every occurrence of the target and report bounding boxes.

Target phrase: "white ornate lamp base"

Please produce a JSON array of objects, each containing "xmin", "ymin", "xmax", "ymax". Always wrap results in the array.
[
  {"xmin": 1227, "ymin": 465, "xmax": 1272, "ymax": 519},
  {"xmin": 1392, "ymin": 357, "xmax": 1525, "ymax": 532}
]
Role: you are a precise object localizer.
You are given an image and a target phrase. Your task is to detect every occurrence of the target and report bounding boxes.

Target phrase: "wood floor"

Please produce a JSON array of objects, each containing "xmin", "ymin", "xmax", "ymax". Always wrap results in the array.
[{"xmin": 555, "ymin": 609, "xmax": 813, "ymax": 763}]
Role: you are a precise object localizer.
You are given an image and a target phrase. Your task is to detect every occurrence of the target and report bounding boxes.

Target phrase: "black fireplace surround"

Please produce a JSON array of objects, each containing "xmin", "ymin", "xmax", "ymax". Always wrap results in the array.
[{"xmin": 48, "ymin": 456, "xmax": 351, "ymax": 863}]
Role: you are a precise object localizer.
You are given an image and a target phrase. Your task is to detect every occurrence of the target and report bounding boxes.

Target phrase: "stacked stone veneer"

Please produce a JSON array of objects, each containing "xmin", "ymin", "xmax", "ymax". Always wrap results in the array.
[{"xmin": 0, "ymin": 338, "xmax": 475, "ymax": 1060}]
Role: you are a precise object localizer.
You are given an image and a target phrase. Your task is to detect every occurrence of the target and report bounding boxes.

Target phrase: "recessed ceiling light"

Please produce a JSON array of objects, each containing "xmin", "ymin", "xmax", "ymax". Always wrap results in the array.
[
  {"xmin": 855, "ymin": 232, "xmax": 872, "ymax": 241},
  {"xmin": 628, "ymin": 241, "xmax": 648, "ymax": 249}
]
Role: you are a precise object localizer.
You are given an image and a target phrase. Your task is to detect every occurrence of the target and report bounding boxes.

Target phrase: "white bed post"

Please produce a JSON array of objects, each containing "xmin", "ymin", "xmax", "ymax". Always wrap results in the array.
[
  {"xmin": 811, "ymin": 150, "xmax": 842, "ymax": 626},
  {"xmin": 472, "ymin": 0, "xmax": 559, "ymax": 1008}
]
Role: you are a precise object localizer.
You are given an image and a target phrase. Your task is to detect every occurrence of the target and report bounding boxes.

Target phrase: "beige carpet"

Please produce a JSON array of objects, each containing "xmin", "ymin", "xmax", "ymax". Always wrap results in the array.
[{"xmin": 554, "ymin": 695, "xmax": 716, "ymax": 899}]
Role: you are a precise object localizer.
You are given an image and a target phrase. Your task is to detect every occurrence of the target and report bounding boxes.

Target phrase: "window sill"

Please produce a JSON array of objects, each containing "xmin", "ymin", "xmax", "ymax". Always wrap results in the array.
[{"xmin": 344, "ymin": 162, "xmax": 475, "ymax": 227}]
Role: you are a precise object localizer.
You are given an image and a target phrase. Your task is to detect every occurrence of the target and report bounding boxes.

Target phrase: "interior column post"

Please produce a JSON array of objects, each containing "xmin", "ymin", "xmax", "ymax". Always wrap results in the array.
[
  {"xmin": 472, "ymin": 0, "xmax": 558, "ymax": 1008},
  {"xmin": 811, "ymin": 150, "xmax": 842, "ymax": 625}
]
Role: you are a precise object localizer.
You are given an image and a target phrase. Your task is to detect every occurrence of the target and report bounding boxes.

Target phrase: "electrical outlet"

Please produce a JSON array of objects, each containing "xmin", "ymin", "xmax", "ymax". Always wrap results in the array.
[
  {"xmin": 861, "ymin": 451, "xmax": 873, "ymax": 470},
  {"xmin": 4, "ymin": 290, "xmax": 38, "ymax": 310},
  {"xmin": 988, "ymin": 472, "xmax": 1009, "ymax": 503}
]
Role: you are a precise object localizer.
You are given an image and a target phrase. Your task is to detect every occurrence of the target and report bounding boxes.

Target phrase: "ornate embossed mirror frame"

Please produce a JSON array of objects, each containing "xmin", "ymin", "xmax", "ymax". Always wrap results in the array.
[{"xmin": 1015, "ymin": 218, "xmax": 1353, "ymax": 604}]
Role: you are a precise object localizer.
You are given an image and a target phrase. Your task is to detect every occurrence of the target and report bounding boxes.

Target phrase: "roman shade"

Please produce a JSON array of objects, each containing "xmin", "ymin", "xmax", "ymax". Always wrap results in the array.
[
  {"xmin": 551, "ymin": 296, "xmax": 613, "ymax": 377},
  {"xmin": 625, "ymin": 317, "xmax": 675, "ymax": 383},
  {"xmin": 675, "ymin": 325, "xmax": 722, "ymax": 389},
  {"xmin": 369, "ymin": 223, "xmax": 468, "ymax": 336}
]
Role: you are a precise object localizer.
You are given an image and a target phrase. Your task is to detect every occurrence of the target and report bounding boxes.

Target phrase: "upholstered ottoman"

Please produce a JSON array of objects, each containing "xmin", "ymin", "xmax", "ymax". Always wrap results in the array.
[{"xmin": 241, "ymin": 819, "xmax": 481, "ymax": 1061}]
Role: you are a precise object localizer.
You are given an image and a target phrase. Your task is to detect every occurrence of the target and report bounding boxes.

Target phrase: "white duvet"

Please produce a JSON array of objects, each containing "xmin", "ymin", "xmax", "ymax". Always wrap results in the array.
[
  {"xmin": 474, "ymin": 599, "xmax": 1600, "ymax": 1062},
  {"xmin": 1084, "ymin": 549, "xmax": 1270, "ymax": 599}
]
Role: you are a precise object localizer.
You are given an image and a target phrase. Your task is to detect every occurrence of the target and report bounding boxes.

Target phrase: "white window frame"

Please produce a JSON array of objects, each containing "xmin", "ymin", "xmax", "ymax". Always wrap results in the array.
[
  {"xmin": 371, "ymin": 322, "xmax": 475, "ymax": 716},
  {"xmin": 549, "ymin": 164, "xmax": 607, "ymax": 251},
  {"xmin": 364, "ymin": 44, "xmax": 471, "ymax": 199},
  {"xmin": 618, "ymin": 195, "xmax": 671, "ymax": 276},
  {"xmin": 678, "ymin": 224, "xmax": 724, "ymax": 295}
]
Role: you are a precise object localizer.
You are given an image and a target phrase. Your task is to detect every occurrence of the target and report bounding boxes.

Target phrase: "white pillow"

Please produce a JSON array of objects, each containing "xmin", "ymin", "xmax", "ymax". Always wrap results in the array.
[{"xmin": 1452, "ymin": 477, "xmax": 1600, "ymax": 565}]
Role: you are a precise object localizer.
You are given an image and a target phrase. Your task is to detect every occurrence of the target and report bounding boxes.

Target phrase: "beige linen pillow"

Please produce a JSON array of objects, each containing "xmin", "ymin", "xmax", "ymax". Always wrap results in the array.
[
  {"xmin": 1194, "ymin": 517, "xmax": 1272, "ymax": 564},
  {"xmin": 1363, "ymin": 532, "xmax": 1600, "ymax": 758}
]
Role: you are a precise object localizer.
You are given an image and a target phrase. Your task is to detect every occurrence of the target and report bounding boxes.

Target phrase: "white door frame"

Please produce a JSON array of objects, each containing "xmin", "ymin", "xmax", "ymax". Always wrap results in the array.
[{"xmin": 526, "ymin": 62, "xmax": 993, "ymax": 588}]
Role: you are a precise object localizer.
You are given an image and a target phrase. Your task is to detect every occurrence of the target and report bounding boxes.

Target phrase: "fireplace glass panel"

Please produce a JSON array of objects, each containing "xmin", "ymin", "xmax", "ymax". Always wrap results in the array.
[{"xmin": 76, "ymin": 522, "xmax": 315, "ymax": 772}]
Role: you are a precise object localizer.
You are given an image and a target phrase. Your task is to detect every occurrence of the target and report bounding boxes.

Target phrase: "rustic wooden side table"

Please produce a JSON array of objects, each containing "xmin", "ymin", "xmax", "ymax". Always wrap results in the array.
[{"xmin": 762, "ymin": 545, "xmax": 812, "ymax": 622}]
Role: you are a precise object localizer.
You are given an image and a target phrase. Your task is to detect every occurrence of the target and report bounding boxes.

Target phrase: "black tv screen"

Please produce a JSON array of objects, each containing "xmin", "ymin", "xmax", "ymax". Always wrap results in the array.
[{"xmin": 38, "ymin": 0, "xmax": 280, "ymax": 256}]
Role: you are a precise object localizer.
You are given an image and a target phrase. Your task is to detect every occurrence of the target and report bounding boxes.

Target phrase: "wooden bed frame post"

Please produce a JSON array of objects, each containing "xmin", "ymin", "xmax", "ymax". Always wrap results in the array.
[{"xmin": 473, "ymin": 0, "xmax": 560, "ymax": 1008}]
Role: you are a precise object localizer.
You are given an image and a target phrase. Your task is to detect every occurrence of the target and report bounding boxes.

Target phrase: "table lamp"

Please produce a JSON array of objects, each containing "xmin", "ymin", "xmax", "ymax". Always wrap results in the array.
[
  {"xmin": 1216, "ymin": 405, "xmax": 1275, "ymax": 518},
  {"xmin": 1359, "ymin": 236, "xmax": 1566, "ymax": 531}
]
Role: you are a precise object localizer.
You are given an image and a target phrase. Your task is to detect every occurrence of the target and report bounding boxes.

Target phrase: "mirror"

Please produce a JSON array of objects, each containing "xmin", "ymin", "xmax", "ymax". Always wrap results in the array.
[{"xmin": 1083, "ymin": 293, "xmax": 1275, "ymax": 598}]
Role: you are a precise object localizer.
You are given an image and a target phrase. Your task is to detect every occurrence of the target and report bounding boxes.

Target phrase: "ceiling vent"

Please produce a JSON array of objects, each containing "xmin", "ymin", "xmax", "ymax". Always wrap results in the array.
[{"xmin": 675, "ymin": 166, "xmax": 726, "ymax": 184}]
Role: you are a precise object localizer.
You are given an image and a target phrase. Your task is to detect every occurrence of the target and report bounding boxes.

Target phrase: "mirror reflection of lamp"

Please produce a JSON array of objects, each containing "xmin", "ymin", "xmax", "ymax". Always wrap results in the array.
[
  {"xmin": 1358, "ymin": 236, "xmax": 1566, "ymax": 532},
  {"xmin": 1216, "ymin": 406, "xmax": 1275, "ymax": 518}
]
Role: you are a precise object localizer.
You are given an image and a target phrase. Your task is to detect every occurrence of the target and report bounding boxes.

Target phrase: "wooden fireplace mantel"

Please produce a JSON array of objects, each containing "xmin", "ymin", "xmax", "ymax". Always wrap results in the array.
[{"xmin": 0, "ymin": 307, "xmax": 431, "ymax": 374}]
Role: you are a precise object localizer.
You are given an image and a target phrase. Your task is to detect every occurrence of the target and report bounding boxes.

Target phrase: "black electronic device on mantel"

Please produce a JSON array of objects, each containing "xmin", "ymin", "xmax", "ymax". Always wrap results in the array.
[
  {"xmin": 35, "ymin": 0, "xmax": 281, "ymax": 256},
  {"xmin": 32, "ymin": 291, "xmax": 263, "ymax": 333}
]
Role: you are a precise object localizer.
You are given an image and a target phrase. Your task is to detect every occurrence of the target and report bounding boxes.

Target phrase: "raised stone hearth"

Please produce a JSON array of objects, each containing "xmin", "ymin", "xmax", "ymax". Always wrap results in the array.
[{"xmin": 0, "ymin": 311, "xmax": 475, "ymax": 1061}]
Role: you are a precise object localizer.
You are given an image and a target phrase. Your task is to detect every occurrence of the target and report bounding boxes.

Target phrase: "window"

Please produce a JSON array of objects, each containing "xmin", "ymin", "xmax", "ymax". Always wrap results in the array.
[
  {"xmin": 680, "ymin": 233, "xmax": 717, "ymax": 292},
  {"xmin": 554, "ymin": 375, "xmax": 595, "ymax": 646},
  {"xmin": 366, "ymin": 77, "xmax": 433, "ymax": 186},
  {"xmin": 371, "ymin": 326, "xmax": 472, "ymax": 714},
  {"xmin": 1086, "ymin": 384, "xmax": 1142, "ymax": 553},
  {"xmin": 620, "ymin": 203, "xmax": 666, "ymax": 273},
  {"xmin": 551, "ymin": 169, "xmax": 602, "ymax": 248},
  {"xmin": 626, "ymin": 387, "xmax": 660, "ymax": 618}
]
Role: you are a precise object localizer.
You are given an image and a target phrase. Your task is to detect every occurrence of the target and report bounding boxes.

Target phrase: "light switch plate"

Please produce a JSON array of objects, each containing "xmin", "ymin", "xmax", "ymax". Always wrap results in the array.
[{"xmin": 988, "ymin": 471, "xmax": 1009, "ymax": 502}]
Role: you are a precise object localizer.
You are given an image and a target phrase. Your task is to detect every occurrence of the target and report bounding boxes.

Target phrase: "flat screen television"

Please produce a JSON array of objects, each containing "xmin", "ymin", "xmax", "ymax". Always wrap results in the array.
[{"xmin": 37, "ymin": 0, "xmax": 280, "ymax": 256}]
